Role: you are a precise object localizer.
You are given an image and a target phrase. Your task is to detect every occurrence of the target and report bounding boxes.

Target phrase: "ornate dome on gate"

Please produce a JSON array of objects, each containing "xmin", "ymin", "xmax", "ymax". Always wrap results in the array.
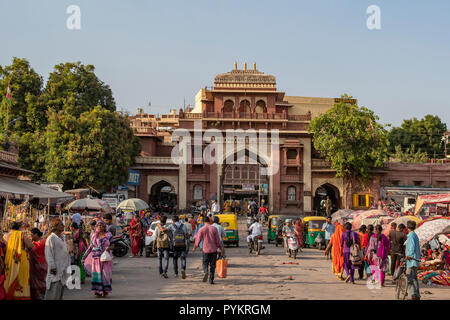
[{"xmin": 214, "ymin": 62, "xmax": 276, "ymax": 90}]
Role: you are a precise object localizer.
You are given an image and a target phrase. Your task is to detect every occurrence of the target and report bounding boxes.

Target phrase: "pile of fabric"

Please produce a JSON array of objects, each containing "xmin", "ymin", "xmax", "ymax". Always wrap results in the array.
[{"xmin": 418, "ymin": 270, "xmax": 450, "ymax": 286}]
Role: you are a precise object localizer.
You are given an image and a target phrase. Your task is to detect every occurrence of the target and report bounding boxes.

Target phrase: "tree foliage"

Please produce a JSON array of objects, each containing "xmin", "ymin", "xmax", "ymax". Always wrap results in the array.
[
  {"xmin": 45, "ymin": 107, "xmax": 141, "ymax": 188},
  {"xmin": 390, "ymin": 144, "xmax": 428, "ymax": 163},
  {"xmin": 308, "ymin": 94, "xmax": 389, "ymax": 183},
  {"xmin": 0, "ymin": 58, "xmax": 141, "ymax": 189},
  {"xmin": 388, "ymin": 115, "xmax": 447, "ymax": 159},
  {"xmin": 0, "ymin": 58, "xmax": 43, "ymax": 136}
]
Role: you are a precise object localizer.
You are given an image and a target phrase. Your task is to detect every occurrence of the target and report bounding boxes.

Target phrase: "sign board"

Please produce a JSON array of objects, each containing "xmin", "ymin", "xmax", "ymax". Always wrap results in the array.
[
  {"xmin": 242, "ymin": 184, "xmax": 254, "ymax": 191},
  {"xmin": 127, "ymin": 170, "xmax": 140, "ymax": 186}
]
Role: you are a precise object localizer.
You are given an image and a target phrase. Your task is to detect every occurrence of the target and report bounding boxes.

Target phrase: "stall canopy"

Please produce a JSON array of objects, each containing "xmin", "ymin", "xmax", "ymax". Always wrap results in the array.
[
  {"xmin": 415, "ymin": 194, "xmax": 450, "ymax": 215},
  {"xmin": 0, "ymin": 176, "xmax": 74, "ymax": 203}
]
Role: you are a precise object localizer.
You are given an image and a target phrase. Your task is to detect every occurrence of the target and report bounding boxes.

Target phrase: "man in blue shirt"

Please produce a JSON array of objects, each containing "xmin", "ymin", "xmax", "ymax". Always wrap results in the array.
[
  {"xmin": 322, "ymin": 217, "xmax": 335, "ymax": 259},
  {"xmin": 405, "ymin": 220, "xmax": 421, "ymax": 300}
]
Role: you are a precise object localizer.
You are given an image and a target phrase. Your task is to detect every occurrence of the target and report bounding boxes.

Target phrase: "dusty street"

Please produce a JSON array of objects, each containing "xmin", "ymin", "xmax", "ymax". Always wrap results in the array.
[{"xmin": 65, "ymin": 217, "xmax": 449, "ymax": 300}]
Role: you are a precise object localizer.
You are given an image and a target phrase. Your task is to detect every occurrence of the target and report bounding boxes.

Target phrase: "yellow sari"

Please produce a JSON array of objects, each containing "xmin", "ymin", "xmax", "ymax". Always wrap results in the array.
[{"xmin": 3, "ymin": 230, "xmax": 30, "ymax": 300}]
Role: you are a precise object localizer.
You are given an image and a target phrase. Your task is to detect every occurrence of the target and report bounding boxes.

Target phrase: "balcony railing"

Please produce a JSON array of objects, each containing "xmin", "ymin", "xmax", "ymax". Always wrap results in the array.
[
  {"xmin": 312, "ymin": 159, "xmax": 332, "ymax": 168},
  {"xmin": 180, "ymin": 111, "xmax": 311, "ymax": 121},
  {"xmin": 0, "ymin": 150, "xmax": 18, "ymax": 164},
  {"xmin": 135, "ymin": 156, "xmax": 175, "ymax": 164}
]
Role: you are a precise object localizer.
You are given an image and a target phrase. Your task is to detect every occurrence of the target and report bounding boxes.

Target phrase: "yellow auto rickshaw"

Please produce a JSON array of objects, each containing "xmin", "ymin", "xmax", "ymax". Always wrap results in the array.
[
  {"xmin": 303, "ymin": 216, "xmax": 327, "ymax": 250},
  {"xmin": 215, "ymin": 213, "xmax": 239, "ymax": 247}
]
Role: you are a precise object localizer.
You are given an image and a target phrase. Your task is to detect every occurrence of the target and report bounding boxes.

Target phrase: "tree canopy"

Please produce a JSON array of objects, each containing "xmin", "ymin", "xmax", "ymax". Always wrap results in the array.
[
  {"xmin": 388, "ymin": 115, "xmax": 447, "ymax": 159},
  {"xmin": 0, "ymin": 57, "xmax": 141, "ymax": 189},
  {"xmin": 308, "ymin": 94, "xmax": 389, "ymax": 183}
]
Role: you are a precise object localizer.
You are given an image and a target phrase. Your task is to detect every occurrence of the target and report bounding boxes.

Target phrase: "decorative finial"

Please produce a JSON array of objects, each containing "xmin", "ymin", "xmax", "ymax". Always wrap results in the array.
[
  {"xmin": 253, "ymin": 62, "xmax": 256, "ymax": 71},
  {"xmin": 234, "ymin": 61, "xmax": 237, "ymax": 70},
  {"xmin": 244, "ymin": 62, "xmax": 247, "ymax": 70}
]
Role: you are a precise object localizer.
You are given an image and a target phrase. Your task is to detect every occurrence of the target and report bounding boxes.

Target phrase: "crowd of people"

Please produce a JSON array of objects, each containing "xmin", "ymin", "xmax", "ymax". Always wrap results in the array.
[
  {"xmin": 0, "ymin": 211, "xmax": 118, "ymax": 300},
  {"xmin": 323, "ymin": 217, "xmax": 424, "ymax": 299}
]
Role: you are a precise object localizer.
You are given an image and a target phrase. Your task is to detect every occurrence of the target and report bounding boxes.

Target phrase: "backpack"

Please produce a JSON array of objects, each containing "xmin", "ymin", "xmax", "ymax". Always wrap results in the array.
[
  {"xmin": 173, "ymin": 223, "xmax": 186, "ymax": 248},
  {"xmin": 349, "ymin": 233, "xmax": 364, "ymax": 266},
  {"xmin": 157, "ymin": 227, "xmax": 170, "ymax": 249}
]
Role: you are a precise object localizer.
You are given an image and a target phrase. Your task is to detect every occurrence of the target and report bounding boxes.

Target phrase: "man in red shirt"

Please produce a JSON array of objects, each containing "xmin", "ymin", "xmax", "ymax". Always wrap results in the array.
[{"xmin": 193, "ymin": 217, "xmax": 223, "ymax": 284}]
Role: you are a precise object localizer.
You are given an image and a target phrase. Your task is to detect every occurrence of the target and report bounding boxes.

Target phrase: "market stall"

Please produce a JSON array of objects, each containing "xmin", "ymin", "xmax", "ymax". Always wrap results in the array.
[
  {"xmin": 414, "ymin": 193, "xmax": 450, "ymax": 216},
  {"xmin": 0, "ymin": 176, "xmax": 75, "ymax": 233}
]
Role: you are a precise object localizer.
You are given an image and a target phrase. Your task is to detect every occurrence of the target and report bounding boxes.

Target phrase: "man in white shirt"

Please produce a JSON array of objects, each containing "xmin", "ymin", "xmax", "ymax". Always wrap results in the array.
[
  {"xmin": 211, "ymin": 200, "xmax": 220, "ymax": 215},
  {"xmin": 45, "ymin": 217, "xmax": 70, "ymax": 300},
  {"xmin": 247, "ymin": 218, "xmax": 263, "ymax": 247}
]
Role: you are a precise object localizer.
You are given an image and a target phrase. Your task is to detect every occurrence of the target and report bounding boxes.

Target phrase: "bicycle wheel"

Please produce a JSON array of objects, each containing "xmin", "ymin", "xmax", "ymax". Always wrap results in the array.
[{"xmin": 396, "ymin": 275, "xmax": 408, "ymax": 300}]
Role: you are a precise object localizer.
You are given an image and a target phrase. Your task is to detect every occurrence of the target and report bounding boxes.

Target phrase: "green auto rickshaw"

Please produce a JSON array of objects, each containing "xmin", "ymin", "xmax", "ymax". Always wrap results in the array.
[
  {"xmin": 267, "ymin": 215, "xmax": 279, "ymax": 243},
  {"xmin": 303, "ymin": 216, "xmax": 327, "ymax": 250}
]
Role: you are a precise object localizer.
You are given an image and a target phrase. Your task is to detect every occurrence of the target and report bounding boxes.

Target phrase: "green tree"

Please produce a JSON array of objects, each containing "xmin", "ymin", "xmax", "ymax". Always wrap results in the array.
[
  {"xmin": 308, "ymin": 95, "xmax": 389, "ymax": 207},
  {"xmin": 388, "ymin": 115, "xmax": 447, "ymax": 159},
  {"xmin": 45, "ymin": 106, "xmax": 141, "ymax": 189},
  {"xmin": 0, "ymin": 58, "xmax": 43, "ymax": 143},
  {"xmin": 390, "ymin": 144, "xmax": 428, "ymax": 163},
  {"xmin": 42, "ymin": 62, "xmax": 116, "ymax": 117}
]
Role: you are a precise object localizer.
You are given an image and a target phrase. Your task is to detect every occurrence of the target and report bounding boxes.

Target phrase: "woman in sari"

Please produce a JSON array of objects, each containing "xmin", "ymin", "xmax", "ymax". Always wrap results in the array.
[
  {"xmin": 82, "ymin": 220, "xmax": 112, "ymax": 297},
  {"xmin": 70, "ymin": 222, "xmax": 88, "ymax": 283},
  {"xmin": 294, "ymin": 219, "xmax": 304, "ymax": 252},
  {"xmin": 29, "ymin": 228, "xmax": 47, "ymax": 300},
  {"xmin": 3, "ymin": 221, "xmax": 33, "ymax": 300},
  {"xmin": 366, "ymin": 224, "xmax": 390, "ymax": 287},
  {"xmin": 341, "ymin": 222, "xmax": 360, "ymax": 284},
  {"xmin": 129, "ymin": 215, "xmax": 142, "ymax": 257},
  {"xmin": 0, "ymin": 231, "xmax": 6, "ymax": 300},
  {"xmin": 325, "ymin": 220, "xmax": 345, "ymax": 280}
]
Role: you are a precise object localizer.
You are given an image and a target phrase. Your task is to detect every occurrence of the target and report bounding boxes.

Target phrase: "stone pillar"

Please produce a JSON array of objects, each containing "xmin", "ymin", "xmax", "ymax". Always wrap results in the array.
[
  {"xmin": 300, "ymin": 138, "xmax": 312, "ymax": 212},
  {"xmin": 179, "ymin": 163, "xmax": 187, "ymax": 210}
]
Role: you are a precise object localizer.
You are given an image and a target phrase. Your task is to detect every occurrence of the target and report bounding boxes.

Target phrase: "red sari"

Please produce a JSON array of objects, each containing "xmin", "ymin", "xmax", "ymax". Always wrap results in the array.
[
  {"xmin": 29, "ymin": 239, "xmax": 47, "ymax": 300},
  {"xmin": 129, "ymin": 217, "xmax": 142, "ymax": 256}
]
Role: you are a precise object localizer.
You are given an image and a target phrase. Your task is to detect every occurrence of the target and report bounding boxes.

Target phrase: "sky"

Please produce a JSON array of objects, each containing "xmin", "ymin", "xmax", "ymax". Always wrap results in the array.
[{"xmin": 0, "ymin": 0, "xmax": 449, "ymax": 127}]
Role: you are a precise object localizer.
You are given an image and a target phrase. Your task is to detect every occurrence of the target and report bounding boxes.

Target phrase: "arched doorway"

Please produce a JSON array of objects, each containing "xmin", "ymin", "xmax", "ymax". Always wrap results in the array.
[
  {"xmin": 150, "ymin": 180, "xmax": 177, "ymax": 213},
  {"xmin": 313, "ymin": 183, "xmax": 340, "ymax": 216},
  {"xmin": 219, "ymin": 149, "xmax": 269, "ymax": 214}
]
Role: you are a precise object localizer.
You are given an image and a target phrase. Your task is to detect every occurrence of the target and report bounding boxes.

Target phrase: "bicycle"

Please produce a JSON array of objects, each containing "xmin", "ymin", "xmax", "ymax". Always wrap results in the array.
[{"xmin": 394, "ymin": 257, "xmax": 421, "ymax": 300}]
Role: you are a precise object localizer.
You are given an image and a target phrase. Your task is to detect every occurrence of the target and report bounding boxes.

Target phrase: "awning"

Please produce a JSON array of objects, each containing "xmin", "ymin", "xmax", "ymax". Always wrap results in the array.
[
  {"xmin": 415, "ymin": 193, "xmax": 450, "ymax": 215},
  {"xmin": 0, "ymin": 176, "xmax": 75, "ymax": 203}
]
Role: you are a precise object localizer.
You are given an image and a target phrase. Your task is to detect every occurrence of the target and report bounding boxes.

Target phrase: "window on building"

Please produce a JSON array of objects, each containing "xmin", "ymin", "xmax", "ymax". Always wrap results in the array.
[
  {"xmin": 287, "ymin": 149, "xmax": 297, "ymax": 160},
  {"xmin": 239, "ymin": 99, "xmax": 251, "ymax": 113},
  {"xmin": 193, "ymin": 185, "xmax": 203, "ymax": 200},
  {"xmin": 436, "ymin": 181, "xmax": 447, "ymax": 188},
  {"xmin": 287, "ymin": 186, "xmax": 296, "ymax": 201},
  {"xmin": 249, "ymin": 167, "xmax": 256, "ymax": 180},
  {"xmin": 241, "ymin": 167, "xmax": 248, "ymax": 179},
  {"xmin": 353, "ymin": 193, "xmax": 374, "ymax": 208},
  {"xmin": 390, "ymin": 180, "xmax": 400, "ymax": 186},
  {"xmin": 413, "ymin": 181, "xmax": 423, "ymax": 186},
  {"xmin": 255, "ymin": 100, "xmax": 267, "ymax": 113},
  {"xmin": 223, "ymin": 99, "xmax": 234, "ymax": 113}
]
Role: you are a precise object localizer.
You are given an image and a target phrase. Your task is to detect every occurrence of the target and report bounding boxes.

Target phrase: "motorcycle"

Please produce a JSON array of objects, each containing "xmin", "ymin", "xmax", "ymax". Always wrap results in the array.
[
  {"xmin": 111, "ymin": 232, "xmax": 130, "ymax": 258},
  {"xmin": 248, "ymin": 232, "xmax": 264, "ymax": 255},
  {"xmin": 285, "ymin": 232, "xmax": 299, "ymax": 259}
]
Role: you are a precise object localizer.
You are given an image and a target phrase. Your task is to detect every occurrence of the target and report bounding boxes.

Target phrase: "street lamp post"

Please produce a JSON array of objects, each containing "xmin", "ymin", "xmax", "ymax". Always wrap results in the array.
[{"xmin": 3, "ymin": 116, "xmax": 21, "ymax": 150}]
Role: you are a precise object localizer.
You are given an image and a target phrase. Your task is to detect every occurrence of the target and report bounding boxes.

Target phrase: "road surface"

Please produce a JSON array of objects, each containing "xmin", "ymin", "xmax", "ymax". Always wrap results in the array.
[{"xmin": 65, "ymin": 217, "xmax": 449, "ymax": 300}]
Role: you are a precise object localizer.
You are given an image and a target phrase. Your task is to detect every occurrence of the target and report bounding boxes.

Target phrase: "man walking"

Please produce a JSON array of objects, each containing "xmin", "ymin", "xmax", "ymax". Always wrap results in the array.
[
  {"xmin": 322, "ymin": 216, "xmax": 335, "ymax": 259},
  {"xmin": 193, "ymin": 217, "xmax": 223, "ymax": 284},
  {"xmin": 45, "ymin": 217, "xmax": 70, "ymax": 300},
  {"xmin": 211, "ymin": 200, "xmax": 220, "ymax": 216},
  {"xmin": 154, "ymin": 216, "xmax": 171, "ymax": 278},
  {"xmin": 212, "ymin": 216, "xmax": 226, "ymax": 258},
  {"xmin": 169, "ymin": 216, "xmax": 189, "ymax": 279},
  {"xmin": 405, "ymin": 220, "xmax": 421, "ymax": 300}
]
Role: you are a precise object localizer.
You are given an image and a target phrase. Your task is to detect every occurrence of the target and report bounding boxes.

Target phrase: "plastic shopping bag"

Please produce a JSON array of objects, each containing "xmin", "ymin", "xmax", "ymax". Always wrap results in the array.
[
  {"xmin": 100, "ymin": 250, "xmax": 112, "ymax": 262},
  {"xmin": 216, "ymin": 258, "xmax": 228, "ymax": 278}
]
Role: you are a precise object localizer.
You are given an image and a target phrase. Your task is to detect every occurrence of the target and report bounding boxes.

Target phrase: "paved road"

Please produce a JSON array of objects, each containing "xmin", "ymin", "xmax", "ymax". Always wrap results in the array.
[{"xmin": 65, "ymin": 217, "xmax": 449, "ymax": 300}]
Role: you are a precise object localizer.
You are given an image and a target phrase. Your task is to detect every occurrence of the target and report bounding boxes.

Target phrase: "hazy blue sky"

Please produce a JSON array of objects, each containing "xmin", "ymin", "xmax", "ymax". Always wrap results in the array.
[{"xmin": 1, "ymin": 0, "xmax": 449, "ymax": 126}]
